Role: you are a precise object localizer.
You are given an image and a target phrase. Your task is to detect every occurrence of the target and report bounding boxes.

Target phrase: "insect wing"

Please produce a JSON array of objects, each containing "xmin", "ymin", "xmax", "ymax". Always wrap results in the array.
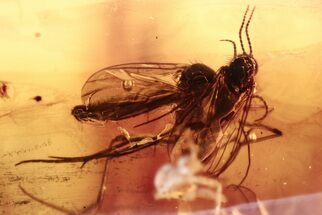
[
  {"xmin": 78, "ymin": 63, "xmax": 188, "ymax": 121},
  {"xmin": 200, "ymin": 91, "xmax": 254, "ymax": 176},
  {"xmin": 81, "ymin": 63, "xmax": 186, "ymax": 104}
]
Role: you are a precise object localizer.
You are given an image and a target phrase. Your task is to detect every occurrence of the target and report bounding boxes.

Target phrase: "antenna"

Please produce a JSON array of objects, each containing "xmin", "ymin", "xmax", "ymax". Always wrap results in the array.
[
  {"xmin": 220, "ymin": 39, "xmax": 237, "ymax": 59},
  {"xmin": 239, "ymin": 6, "xmax": 249, "ymax": 54},
  {"xmin": 246, "ymin": 7, "xmax": 256, "ymax": 55}
]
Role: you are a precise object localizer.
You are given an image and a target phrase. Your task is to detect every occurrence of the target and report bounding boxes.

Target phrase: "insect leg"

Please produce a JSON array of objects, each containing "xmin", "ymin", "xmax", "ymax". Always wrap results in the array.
[
  {"xmin": 16, "ymin": 129, "xmax": 174, "ymax": 213},
  {"xmin": 19, "ymin": 185, "xmax": 73, "ymax": 214},
  {"xmin": 244, "ymin": 122, "xmax": 283, "ymax": 145},
  {"xmin": 236, "ymin": 93, "xmax": 254, "ymax": 185},
  {"xmin": 224, "ymin": 184, "xmax": 257, "ymax": 204},
  {"xmin": 19, "ymin": 183, "xmax": 105, "ymax": 214},
  {"xmin": 15, "ymin": 128, "xmax": 172, "ymax": 166},
  {"xmin": 250, "ymin": 95, "xmax": 272, "ymax": 122},
  {"xmin": 235, "ymin": 123, "xmax": 282, "ymax": 186},
  {"xmin": 239, "ymin": 129, "xmax": 251, "ymax": 185}
]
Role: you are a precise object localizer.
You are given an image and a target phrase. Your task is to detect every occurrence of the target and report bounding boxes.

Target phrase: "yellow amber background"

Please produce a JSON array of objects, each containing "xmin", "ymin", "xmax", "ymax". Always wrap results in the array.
[{"xmin": 1, "ymin": 0, "xmax": 321, "ymax": 214}]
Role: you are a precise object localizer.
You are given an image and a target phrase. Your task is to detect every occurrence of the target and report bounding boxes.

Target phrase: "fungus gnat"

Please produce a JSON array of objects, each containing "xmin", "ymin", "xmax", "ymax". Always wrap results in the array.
[{"xmin": 17, "ymin": 6, "xmax": 282, "ymax": 212}]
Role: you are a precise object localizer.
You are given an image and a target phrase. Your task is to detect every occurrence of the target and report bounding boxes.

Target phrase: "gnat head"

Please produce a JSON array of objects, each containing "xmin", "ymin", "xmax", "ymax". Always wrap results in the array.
[{"xmin": 222, "ymin": 6, "xmax": 257, "ymax": 93}]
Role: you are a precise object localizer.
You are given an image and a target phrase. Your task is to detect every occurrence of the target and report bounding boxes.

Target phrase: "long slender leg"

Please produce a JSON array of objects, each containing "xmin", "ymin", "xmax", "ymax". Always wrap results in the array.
[
  {"xmin": 19, "ymin": 159, "xmax": 110, "ymax": 215},
  {"xmin": 15, "ymin": 129, "xmax": 172, "ymax": 167},
  {"xmin": 16, "ymin": 131, "xmax": 172, "ymax": 214},
  {"xmin": 244, "ymin": 122, "xmax": 282, "ymax": 145},
  {"xmin": 19, "ymin": 185, "xmax": 75, "ymax": 214},
  {"xmin": 250, "ymin": 95, "xmax": 272, "ymax": 122},
  {"xmin": 235, "ymin": 122, "xmax": 282, "ymax": 185}
]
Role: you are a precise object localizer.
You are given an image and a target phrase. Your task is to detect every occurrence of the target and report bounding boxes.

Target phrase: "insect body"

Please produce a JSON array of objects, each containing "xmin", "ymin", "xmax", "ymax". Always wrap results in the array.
[{"xmin": 17, "ymin": 6, "xmax": 282, "ymax": 184}]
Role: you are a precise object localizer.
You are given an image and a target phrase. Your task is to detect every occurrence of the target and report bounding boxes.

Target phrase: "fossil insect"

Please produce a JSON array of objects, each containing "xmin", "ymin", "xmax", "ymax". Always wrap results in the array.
[{"xmin": 16, "ymin": 6, "xmax": 282, "ymax": 211}]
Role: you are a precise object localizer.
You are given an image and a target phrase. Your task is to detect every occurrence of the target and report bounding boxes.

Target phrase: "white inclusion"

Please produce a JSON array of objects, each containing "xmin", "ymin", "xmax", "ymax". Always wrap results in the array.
[
  {"xmin": 122, "ymin": 79, "xmax": 134, "ymax": 91},
  {"xmin": 118, "ymin": 127, "xmax": 131, "ymax": 141},
  {"xmin": 248, "ymin": 131, "xmax": 257, "ymax": 141},
  {"xmin": 253, "ymin": 86, "xmax": 257, "ymax": 94}
]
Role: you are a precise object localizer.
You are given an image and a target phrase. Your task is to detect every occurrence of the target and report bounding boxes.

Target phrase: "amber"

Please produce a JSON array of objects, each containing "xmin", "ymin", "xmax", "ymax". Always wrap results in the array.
[{"xmin": 1, "ymin": 1, "xmax": 321, "ymax": 214}]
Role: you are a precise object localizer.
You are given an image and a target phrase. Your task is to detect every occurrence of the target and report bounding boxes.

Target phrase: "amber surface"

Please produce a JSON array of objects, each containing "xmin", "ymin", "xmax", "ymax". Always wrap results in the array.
[{"xmin": 1, "ymin": 1, "xmax": 321, "ymax": 214}]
